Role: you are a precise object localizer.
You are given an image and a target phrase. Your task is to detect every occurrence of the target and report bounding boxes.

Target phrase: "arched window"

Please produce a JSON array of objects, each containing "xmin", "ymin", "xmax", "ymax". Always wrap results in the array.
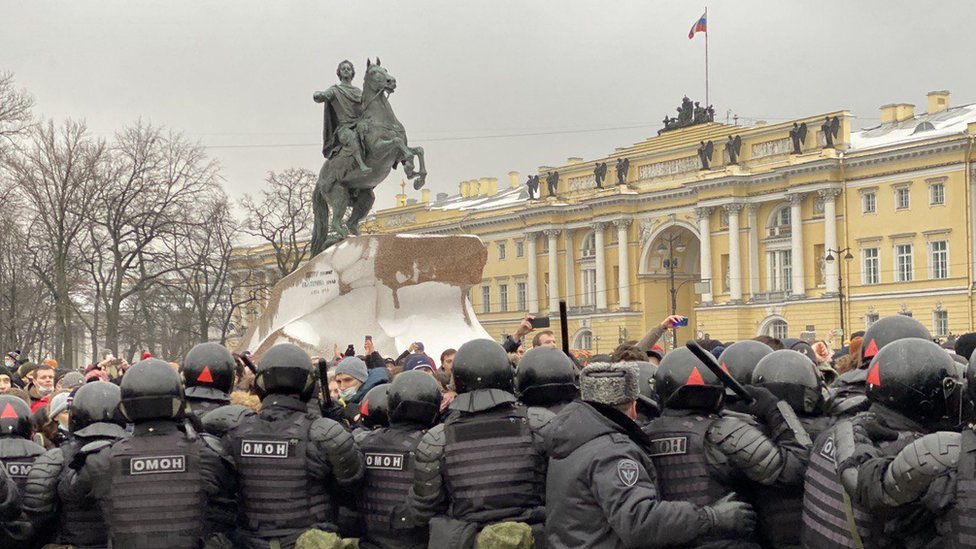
[
  {"xmin": 580, "ymin": 232, "xmax": 596, "ymax": 258},
  {"xmin": 767, "ymin": 205, "xmax": 791, "ymax": 237},
  {"xmin": 766, "ymin": 319, "xmax": 789, "ymax": 340},
  {"xmin": 574, "ymin": 329, "xmax": 593, "ymax": 350}
]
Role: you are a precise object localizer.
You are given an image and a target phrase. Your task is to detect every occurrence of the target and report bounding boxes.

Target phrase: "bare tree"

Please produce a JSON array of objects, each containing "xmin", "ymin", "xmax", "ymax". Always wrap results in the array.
[
  {"xmin": 0, "ymin": 71, "xmax": 35, "ymax": 147},
  {"xmin": 239, "ymin": 168, "xmax": 315, "ymax": 280},
  {"xmin": 5, "ymin": 119, "xmax": 106, "ymax": 368}
]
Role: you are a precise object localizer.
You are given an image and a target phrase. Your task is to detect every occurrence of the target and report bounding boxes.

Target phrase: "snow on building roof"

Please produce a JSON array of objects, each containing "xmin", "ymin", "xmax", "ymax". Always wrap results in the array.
[
  {"xmin": 428, "ymin": 185, "xmax": 530, "ymax": 212},
  {"xmin": 849, "ymin": 103, "xmax": 976, "ymax": 151}
]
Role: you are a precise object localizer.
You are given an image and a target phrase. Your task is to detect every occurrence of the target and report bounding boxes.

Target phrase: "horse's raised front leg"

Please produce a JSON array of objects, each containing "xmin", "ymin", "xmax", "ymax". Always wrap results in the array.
[{"xmin": 409, "ymin": 145, "xmax": 426, "ymax": 189}]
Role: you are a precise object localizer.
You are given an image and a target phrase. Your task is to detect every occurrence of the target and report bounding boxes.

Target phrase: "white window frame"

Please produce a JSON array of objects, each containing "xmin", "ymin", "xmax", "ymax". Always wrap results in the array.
[
  {"xmin": 895, "ymin": 187, "xmax": 911, "ymax": 210},
  {"xmin": 766, "ymin": 249, "xmax": 793, "ymax": 293},
  {"xmin": 861, "ymin": 247, "xmax": 880, "ymax": 285},
  {"xmin": 865, "ymin": 312, "xmax": 880, "ymax": 329},
  {"xmin": 580, "ymin": 232, "xmax": 596, "ymax": 259},
  {"xmin": 581, "ymin": 268, "xmax": 597, "ymax": 306},
  {"xmin": 497, "ymin": 242, "xmax": 506, "ymax": 261},
  {"xmin": 767, "ymin": 205, "xmax": 792, "ymax": 237},
  {"xmin": 516, "ymin": 282, "xmax": 527, "ymax": 311},
  {"xmin": 929, "ymin": 240, "xmax": 948, "ymax": 280},
  {"xmin": 515, "ymin": 241, "xmax": 525, "ymax": 258},
  {"xmin": 575, "ymin": 329, "xmax": 593, "ymax": 350},
  {"xmin": 498, "ymin": 284, "xmax": 509, "ymax": 313},
  {"xmin": 767, "ymin": 319, "xmax": 789, "ymax": 340},
  {"xmin": 862, "ymin": 191, "xmax": 877, "ymax": 214},
  {"xmin": 929, "ymin": 182, "xmax": 945, "ymax": 206},
  {"xmin": 481, "ymin": 285, "xmax": 491, "ymax": 314},
  {"xmin": 895, "ymin": 243, "xmax": 913, "ymax": 282},
  {"xmin": 933, "ymin": 310, "xmax": 949, "ymax": 337}
]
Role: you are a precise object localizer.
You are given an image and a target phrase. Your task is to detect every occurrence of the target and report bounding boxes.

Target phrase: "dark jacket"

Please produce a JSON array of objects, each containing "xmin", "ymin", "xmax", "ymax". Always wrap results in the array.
[{"xmin": 544, "ymin": 400, "xmax": 712, "ymax": 548}]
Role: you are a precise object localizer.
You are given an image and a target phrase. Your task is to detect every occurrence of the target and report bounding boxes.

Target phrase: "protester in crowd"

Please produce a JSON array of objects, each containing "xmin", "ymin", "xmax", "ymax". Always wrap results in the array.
[
  {"xmin": 403, "ymin": 353, "xmax": 436, "ymax": 374},
  {"xmin": 334, "ymin": 355, "xmax": 390, "ymax": 423},
  {"xmin": 28, "ymin": 363, "xmax": 56, "ymax": 413},
  {"xmin": 439, "ymin": 348, "xmax": 456, "ymax": 372},
  {"xmin": 0, "ymin": 371, "xmax": 13, "ymax": 394}
]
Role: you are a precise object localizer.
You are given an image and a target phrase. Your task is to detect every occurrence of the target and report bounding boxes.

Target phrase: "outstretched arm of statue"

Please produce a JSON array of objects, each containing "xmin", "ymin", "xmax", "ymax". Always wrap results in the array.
[{"xmin": 313, "ymin": 89, "xmax": 334, "ymax": 104}]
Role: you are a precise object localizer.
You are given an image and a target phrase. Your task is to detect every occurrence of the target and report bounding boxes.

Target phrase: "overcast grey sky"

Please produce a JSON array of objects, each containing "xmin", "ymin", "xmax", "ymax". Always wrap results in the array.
[{"xmin": 3, "ymin": 1, "xmax": 975, "ymax": 210}]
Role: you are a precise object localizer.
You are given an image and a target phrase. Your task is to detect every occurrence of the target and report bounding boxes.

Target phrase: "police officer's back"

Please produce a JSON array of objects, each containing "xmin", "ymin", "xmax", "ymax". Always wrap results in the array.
[
  {"xmin": 0, "ymin": 395, "xmax": 44, "ymax": 547},
  {"xmin": 407, "ymin": 338, "xmax": 553, "ymax": 548},
  {"xmin": 183, "ymin": 342, "xmax": 236, "ymax": 419},
  {"xmin": 515, "ymin": 346, "xmax": 578, "ymax": 414},
  {"xmin": 545, "ymin": 363, "xmax": 756, "ymax": 548},
  {"xmin": 642, "ymin": 347, "xmax": 812, "ymax": 547},
  {"xmin": 816, "ymin": 338, "xmax": 963, "ymax": 548},
  {"xmin": 358, "ymin": 370, "xmax": 441, "ymax": 549},
  {"xmin": 224, "ymin": 343, "xmax": 364, "ymax": 549},
  {"xmin": 23, "ymin": 381, "xmax": 127, "ymax": 548},
  {"xmin": 61, "ymin": 359, "xmax": 236, "ymax": 549}
]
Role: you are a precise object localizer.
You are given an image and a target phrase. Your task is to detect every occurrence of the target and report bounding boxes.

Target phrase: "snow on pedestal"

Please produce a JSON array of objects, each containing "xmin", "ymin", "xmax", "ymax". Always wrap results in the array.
[{"xmin": 238, "ymin": 234, "xmax": 491, "ymax": 361}]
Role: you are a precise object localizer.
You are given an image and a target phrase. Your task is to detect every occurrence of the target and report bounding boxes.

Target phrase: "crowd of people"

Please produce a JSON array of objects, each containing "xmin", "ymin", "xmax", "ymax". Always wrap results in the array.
[{"xmin": 0, "ymin": 312, "xmax": 975, "ymax": 548}]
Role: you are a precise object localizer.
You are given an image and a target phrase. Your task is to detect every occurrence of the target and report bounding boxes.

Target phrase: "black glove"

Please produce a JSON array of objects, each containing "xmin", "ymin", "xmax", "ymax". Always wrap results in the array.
[
  {"xmin": 705, "ymin": 492, "xmax": 756, "ymax": 537},
  {"xmin": 741, "ymin": 385, "xmax": 780, "ymax": 420},
  {"xmin": 859, "ymin": 419, "xmax": 900, "ymax": 443},
  {"xmin": 69, "ymin": 450, "xmax": 89, "ymax": 471}
]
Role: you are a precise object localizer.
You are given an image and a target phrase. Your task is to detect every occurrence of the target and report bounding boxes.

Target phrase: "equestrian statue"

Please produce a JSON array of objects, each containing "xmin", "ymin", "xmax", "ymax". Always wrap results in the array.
[{"xmin": 311, "ymin": 58, "xmax": 426, "ymax": 254}]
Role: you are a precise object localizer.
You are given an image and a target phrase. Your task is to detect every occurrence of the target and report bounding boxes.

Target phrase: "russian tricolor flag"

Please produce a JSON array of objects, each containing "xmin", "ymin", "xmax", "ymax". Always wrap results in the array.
[{"xmin": 688, "ymin": 12, "xmax": 707, "ymax": 39}]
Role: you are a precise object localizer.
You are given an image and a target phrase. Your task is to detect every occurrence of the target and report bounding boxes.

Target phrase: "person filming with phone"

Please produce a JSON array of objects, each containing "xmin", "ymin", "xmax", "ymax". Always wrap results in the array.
[{"xmin": 503, "ymin": 315, "xmax": 558, "ymax": 353}]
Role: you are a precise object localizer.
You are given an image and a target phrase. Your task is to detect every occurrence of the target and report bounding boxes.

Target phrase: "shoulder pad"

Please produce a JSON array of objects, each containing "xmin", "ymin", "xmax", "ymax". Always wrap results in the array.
[
  {"xmin": 709, "ymin": 415, "xmax": 755, "ymax": 440},
  {"xmin": 36, "ymin": 447, "xmax": 65, "ymax": 468},
  {"xmin": 201, "ymin": 404, "xmax": 255, "ymax": 437},
  {"xmin": 415, "ymin": 424, "xmax": 446, "ymax": 462},
  {"xmin": 720, "ymin": 409, "xmax": 760, "ymax": 425},
  {"xmin": 200, "ymin": 433, "xmax": 224, "ymax": 455},
  {"xmin": 526, "ymin": 406, "xmax": 555, "ymax": 430},
  {"xmin": 79, "ymin": 439, "xmax": 113, "ymax": 456},
  {"xmin": 309, "ymin": 417, "xmax": 350, "ymax": 442},
  {"xmin": 353, "ymin": 428, "xmax": 374, "ymax": 445}
]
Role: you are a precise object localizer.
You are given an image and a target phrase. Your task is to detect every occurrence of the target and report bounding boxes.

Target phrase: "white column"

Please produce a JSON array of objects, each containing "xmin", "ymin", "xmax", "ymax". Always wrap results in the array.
[
  {"xmin": 564, "ymin": 230, "xmax": 576, "ymax": 309},
  {"xmin": 788, "ymin": 193, "xmax": 806, "ymax": 297},
  {"xmin": 526, "ymin": 232, "xmax": 539, "ymax": 313},
  {"xmin": 820, "ymin": 188, "xmax": 841, "ymax": 294},
  {"xmin": 546, "ymin": 229, "xmax": 560, "ymax": 313},
  {"xmin": 696, "ymin": 207, "xmax": 714, "ymax": 303},
  {"xmin": 725, "ymin": 204, "xmax": 744, "ymax": 302},
  {"xmin": 594, "ymin": 222, "xmax": 608, "ymax": 310},
  {"xmin": 615, "ymin": 219, "xmax": 632, "ymax": 309},
  {"xmin": 747, "ymin": 204, "xmax": 760, "ymax": 299}
]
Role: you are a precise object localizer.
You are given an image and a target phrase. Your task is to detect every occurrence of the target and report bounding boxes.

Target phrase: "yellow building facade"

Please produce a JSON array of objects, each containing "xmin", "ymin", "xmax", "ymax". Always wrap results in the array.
[{"xmin": 236, "ymin": 90, "xmax": 976, "ymax": 353}]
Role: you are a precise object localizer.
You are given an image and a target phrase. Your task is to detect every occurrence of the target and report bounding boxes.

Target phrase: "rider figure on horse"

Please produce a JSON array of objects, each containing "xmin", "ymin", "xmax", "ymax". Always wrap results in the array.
[{"xmin": 313, "ymin": 60, "xmax": 371, "ymax": 175}]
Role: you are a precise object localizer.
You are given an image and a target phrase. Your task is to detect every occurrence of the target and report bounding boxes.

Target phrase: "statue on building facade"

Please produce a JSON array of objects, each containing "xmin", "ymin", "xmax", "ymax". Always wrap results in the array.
[
  {"xmin": 593, "ymin": 162, "xmax": 608, "ymax": 188},
  {"xmin": 310, "ymin": 58, "xmax": 427, "ymax": 255},
  {"xmin": 660, "ymin": 96, "xmax": 715, "ymax": 134},
  {"xmin": 546, "ymin": 171, "xmax": 559, "ymax": 197},
  {"xmin": 616, "ymin": 157, "xmax": 630, "ymax": 185},
  {"xmin": 725, "ymin": 135, "xmax": 742, "ymax": 165},
  {"xmin": 790, "ymin": 122, "xmax": 808, "ymax": 154},
  {"xmin": 526, "ymin": 174, "xmax": 540, "ymax": 200},
  {"xmin": 821, "ymin": 116, "xmax": 840, "ymax": 149},
  {"xmin": 697, "ymin": 140, "xmax": 714, "ymax": 170}
]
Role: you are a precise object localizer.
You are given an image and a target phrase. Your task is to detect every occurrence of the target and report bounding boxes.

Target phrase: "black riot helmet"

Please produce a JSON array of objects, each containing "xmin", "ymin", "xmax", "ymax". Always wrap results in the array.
[
  {"xmin": 515, "ymin": 347, "xmax": 579, "ymax": 406},
  {"xmin": 866, "ymin": 338, "xmax": 962, "ymax": 427},
  {"xmin": 69, "ymin": 381, "xmax": 124, "ymax": 432},
  {"xmin": 631, "ymin": 361, "xmax": 660, "ymax": 418},
  {"xmin": 718, "ymin": 340, "xmax": 774, "ymax": 386},
  {"xmin": 119, "ymin": 359, "xmax": 186, "ymax": 423},
  {"xmin": 452, "ymin": 339, "xmax": 514, "ymax": 394},
  {"xmin": 254, "ymin": 344, "xmax": 315, "ymax": 401},
  {"xmin": 0, "ymin": 395, "xmax": 32, "ymax": 438},
  {"xmin": 782, "ymin": 339, "xmax": 818, "ymax": 365},
  {"xmin": 360, "ymin": 384, "xmax": 391, "ymax": 429},
  {"xmin": 653, "ymin": 347, "xmax": 724, "ymax": 412},
  {"xmin": 388, "ymin": 370, "xmax": 442, "ymax": 427},
  {"xmin": 860, "ymin": 315, "xmax": 931, "ymax": 369},
  {"xmin": 752, "ymin": 350, "xmax": 824, "ymax": 415},
  {"xmin": 182, "ymin": 342, "xmax": 236, "ymax": 394}
]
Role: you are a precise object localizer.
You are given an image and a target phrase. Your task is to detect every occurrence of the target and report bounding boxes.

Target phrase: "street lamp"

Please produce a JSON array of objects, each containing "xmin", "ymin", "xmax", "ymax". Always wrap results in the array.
[
  {"xmin": 658, "ymin": 232, "xmax": 687, "ymax": 349},
  {"xmin": 824, "ymin": 247, "xmax": 854, "ymax": 345}
]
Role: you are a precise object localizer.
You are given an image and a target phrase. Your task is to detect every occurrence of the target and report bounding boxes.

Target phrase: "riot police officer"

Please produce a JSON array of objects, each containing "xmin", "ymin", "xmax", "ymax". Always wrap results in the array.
[
  {"xmin": 183, "ymin": 342, "xmax": 236, "ymax": 419},
  {"xmin": 642, "ymin": 347, "xmax": 811, "ymax": 547},
  {"xmin": 358, "ymin": 370, "xmax": 442, "ymax": 549},
  {"xmin": 0, "ymin": 395, "xmax": 45, "ymax": 547},
  {"xmin": 23, "ymin": 381, "xmax": 128, "ymax": 548},
  {"xmin": 515, "ymin": 346, "xmax": 578, "ymax": 413},
  {"xmin": 359, "ymin": 384, "xmax": 392, "ymax": 429},
  {"xmin": 749, "ymin": 349, "xmax": 833, "ymax": 548},
  {"xmin": 802, "ymin": 338, "xmax": 959, "ymax": 548},
  {"xmin": 825, "ymin": 315, "xmax": 931, "ymax": 416},
  {"xmin": 631, "ymin": 360, "xmax": 661, "ymax": 425},
  {"xmin": 60, "ymin": 359, "xmax": 237, "ymax": 548},
  {"xmin": 407, "ymin": 338, "xmax": 553, "ymax": 548},
  {"xmin": 718, "ymin": 339, "xmax": 774, "ymax": 388},
  {"xmin": 0, "ymin": 464, "xmax": 18, "ymax": 524},
  {"xmin": 224, "ymin": 343, "xmax": 364, "ymax": 549}
]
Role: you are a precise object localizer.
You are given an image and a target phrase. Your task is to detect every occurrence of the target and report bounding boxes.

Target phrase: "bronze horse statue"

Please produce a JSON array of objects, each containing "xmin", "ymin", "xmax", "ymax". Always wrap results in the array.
[{"xmin": 311, "ymin": 58, "xmax": 426, "ymax": 255}]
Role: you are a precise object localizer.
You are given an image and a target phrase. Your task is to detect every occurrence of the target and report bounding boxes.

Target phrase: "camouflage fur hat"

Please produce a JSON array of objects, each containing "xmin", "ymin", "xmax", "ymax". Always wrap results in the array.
[{"xmin": 579, "ymin": 362, "xmax": 639, "ymax": 406}]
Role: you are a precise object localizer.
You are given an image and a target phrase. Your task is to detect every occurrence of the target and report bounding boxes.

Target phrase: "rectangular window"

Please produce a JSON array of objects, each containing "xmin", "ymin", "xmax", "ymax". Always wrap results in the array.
[
  {"xmin": 862, "ymin": 247, "xmax": 880, "ymax": 285},
  {"xmin": 862, "ymin": 192, "xmax": 876, "ymax": 214},
  {"xmin": 515, "ymin": 241, "xmax": 524, "ymax": 258},
  {"xmin": 930, "ymin": 182, "xmax": 945, "ymax": 205},
  {"xmin": 516, "ymin": 282, "xmax": 527, "ymax": 311},
  {"xmin": 582, "ymin": 269, "xmax": 597, "ymax": 306},
  {"xmin": 896, "ymin": 244, "xmax": 913, "ymax": 282},
  {"xmin": 499, "ymin": 284, "xmax": 509, "ymax": 313},
  {"xmin": 497, "ymin": 242, "xmax": 506, "ymax": 261},
  {"xmin": 481, "ymin": 285, "xmax": 491, "ymax": 314},
  {"xmin": 929, "ymin": 240, "xmax": 948, "ymax": 279},
  {"xmin": 934, "ymin": 310, "xmax": 949, "ymax": 337},
  {"xmin": 769, "ymin": 250, "xmax": 792, "ymax": 293},
  {"xmin": 865, "ymin": 312, "xmax": 880, "ymax": 328},
  {"xmin": 895, "ymin": 188, "xmax": 910, "ymax": 210}
]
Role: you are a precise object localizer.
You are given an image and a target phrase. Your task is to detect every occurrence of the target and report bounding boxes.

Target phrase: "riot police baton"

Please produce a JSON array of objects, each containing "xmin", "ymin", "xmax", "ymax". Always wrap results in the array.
[
  {"xmin": 317, "ymin": 357, "xmax": 333, "ymax": 410},
  {"xmin": 684, "ymin": 340, "xmax": 755, "ymax": 405},
  {"xmin": 559, "ymin": 300, "xmax": 570, "ymax": 358}
]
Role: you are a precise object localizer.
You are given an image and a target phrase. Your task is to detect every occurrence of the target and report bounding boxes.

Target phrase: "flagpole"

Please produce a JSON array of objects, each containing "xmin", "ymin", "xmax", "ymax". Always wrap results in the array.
[{"xmin": 704, "ymin": 5, "xmax": 709, "ymax": 108}]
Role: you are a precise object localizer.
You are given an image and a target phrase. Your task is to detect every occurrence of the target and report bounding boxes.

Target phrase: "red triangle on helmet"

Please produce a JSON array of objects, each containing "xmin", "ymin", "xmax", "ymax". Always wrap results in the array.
[
  {"xmin": 720, "ymin": 362, "xmax": 730, "ymax": 374},
  {"xmin": 0, "ymin": 403, "xmax": 17, "ymax": 419},
  {"xmin": 197, "ymin": 366, "xmax": 214, "ymax": 384},
  {"xmin": 867, "ymin": 362, "xmax": 882, "ymax": 386},
  {"xmin": 687, "ymin": 367, "xmax": 705, "ymax": 386},
  {"xmin": 360, "ymin": 400, "xmax": 370, "ymax": 416},
  {"xmin": 864, "ymin": 339, "xmax": 879, "ymax": 358}
]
